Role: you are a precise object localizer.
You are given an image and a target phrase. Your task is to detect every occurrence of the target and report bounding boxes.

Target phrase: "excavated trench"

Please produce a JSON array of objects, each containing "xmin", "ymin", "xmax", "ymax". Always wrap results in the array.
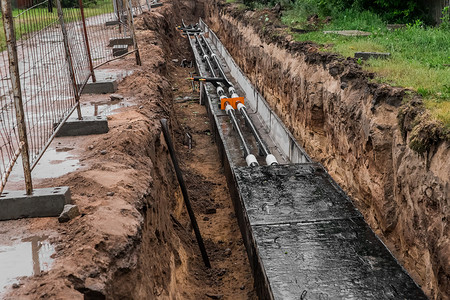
[
  {"xmin": 3, "ymin": 0, "xmax": 448, "ymax": 299},
  {"xmin": 103, "ymin": 2, "xmax": 258, "ymax": 299},
  {"xmin": 201, "ymin": 1, "xmax": 449, "ymax": 299}
]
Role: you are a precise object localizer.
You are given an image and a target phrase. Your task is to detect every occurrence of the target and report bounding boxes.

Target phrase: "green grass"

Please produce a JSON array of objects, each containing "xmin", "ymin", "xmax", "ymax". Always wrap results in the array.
[{"xmin": 282, "ymin": 7, "xmax": 450, "ymax": 126}]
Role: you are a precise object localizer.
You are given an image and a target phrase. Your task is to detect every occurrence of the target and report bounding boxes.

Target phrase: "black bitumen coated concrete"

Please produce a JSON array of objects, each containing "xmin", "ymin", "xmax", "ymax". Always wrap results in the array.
[
  {"xmin": 0, "ymin": 187, "xmax": 71, "ymax": 220},
  {"xmin": 234, "ymin": 164, "xmax": 428, "ymax": 300}
]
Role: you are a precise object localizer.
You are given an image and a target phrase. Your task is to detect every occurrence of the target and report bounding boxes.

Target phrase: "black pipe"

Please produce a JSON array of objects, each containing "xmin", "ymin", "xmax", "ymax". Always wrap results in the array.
[
  {"xmin": 201, "ymin": 36, "xmax": 232, "ymax": 88},
  {"xmin": 225, "ymin": 105, "xmax": 253, "ymax": 161},
  {"xmin": 194, "ymin": 35, "xmax": 217, "ymax": 78},
  {"xmin": 160, "ymin": 119, "xmax": 211, "ymax": 268},
  {"xmin": 239, "ymin": 104, "xmax": 270, "ymax": 157},
  {"xmin": 190, "ymin": 76, "xmax": 226, "ymax": 83}
]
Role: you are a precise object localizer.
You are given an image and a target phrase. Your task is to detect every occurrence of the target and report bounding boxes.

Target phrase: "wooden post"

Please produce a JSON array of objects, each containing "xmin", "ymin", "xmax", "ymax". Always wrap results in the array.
[{"xmin": 1, "ymin": 0, "xmax": 33, "ymax": 194}]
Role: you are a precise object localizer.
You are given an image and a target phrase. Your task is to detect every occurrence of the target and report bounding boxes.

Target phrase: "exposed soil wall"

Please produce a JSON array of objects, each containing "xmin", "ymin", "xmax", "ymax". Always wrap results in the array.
[{"xmin": 204, "ymin": 2, "xmax": 449, "ymax": 299}]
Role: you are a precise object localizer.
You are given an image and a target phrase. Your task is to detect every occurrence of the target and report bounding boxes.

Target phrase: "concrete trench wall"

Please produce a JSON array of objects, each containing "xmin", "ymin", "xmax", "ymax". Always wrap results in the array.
[{"xmin": 203, "ymin": 2, "xmax": 449, "ymax": 299}]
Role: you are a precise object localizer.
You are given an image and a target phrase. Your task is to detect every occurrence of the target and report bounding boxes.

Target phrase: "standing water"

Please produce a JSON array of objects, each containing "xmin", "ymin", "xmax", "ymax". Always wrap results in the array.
[{"xmin": 0, "ymin": 236, "xmax": 55, "ymax": 295}]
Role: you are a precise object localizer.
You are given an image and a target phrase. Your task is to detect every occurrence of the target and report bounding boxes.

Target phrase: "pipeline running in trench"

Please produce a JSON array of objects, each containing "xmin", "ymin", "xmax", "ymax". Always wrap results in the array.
[{"xmin": 177, "ymin": 20, "xmax": 429, "ymax": 300}]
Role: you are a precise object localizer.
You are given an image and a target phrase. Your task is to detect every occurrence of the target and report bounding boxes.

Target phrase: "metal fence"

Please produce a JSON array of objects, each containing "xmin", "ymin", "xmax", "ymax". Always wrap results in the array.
[{"xmin": 0, "ymin": 0, "xmax": 145, "ymax": 194}]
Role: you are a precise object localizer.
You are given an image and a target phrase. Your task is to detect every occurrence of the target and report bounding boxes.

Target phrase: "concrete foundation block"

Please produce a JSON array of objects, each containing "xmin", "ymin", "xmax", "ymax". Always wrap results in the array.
[
  {"xmin": 151, "ymin": 2, "xmax": 163, "ymax": 8},
  {"xmin": 108, "ymin": 37, "xmax": 133, "ymax": 47},
  {"xmin": 323, "ymin": 30, "xmax": 371, "ymax": 36},
  {"xmin": 0, "ymin": 187, "xmax": 71, "ymax": 220},
  {"xmin": 81, "ymin": 78, "xmax": 118, "ymax": 94},
  {"xmin": 105, "ymin": 20, "xmax": 120, "ymax": 26},
  {"xmin": 55, "ymin": 115, "xmax": 109, "ymax": 137},
  {"xmin": 113, "ymin": 44, "xmax": 128, "ymax": 57},
  {"xmin": 355, "ymin": 52, "xmax": 391, "ymax": 60}
]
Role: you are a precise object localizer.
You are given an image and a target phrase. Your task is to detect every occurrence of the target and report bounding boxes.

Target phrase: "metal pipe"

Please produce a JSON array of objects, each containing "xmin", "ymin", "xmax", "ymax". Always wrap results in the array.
[
  {"xmin": 202, "ymin": 34, "xmax": 277, "ymax": 166},
  {"xmin": 194, "ymin": 34, "xmax": 216, "ymax": 77},
  {"xmin": 236, "ymin": 102, "xmax": 278, "ymax": 166},
  {"xmin": 200, "ymin": 35, "xmax": 232, "ymax": 88},
  {"xmin": 225, "ymin": 103, "xmax": 258, "ymax": 167},
  {"xmin": 93, "ymin": 49, "xmax": 137, "ymax": 69},
  {"xmin": 189, "ymin": 29, "xmax": 258, "ymax": 166},
  {"xmin": 1, "ymin": 0, "xmax": 33, "ymax": 194},
  {"xmin": 160, "ymin": 119, "xmax": 211, "ymax": 268},
  {"xmin": 0, "ymin": 142, "xmax": 24, "ymax": 195}
]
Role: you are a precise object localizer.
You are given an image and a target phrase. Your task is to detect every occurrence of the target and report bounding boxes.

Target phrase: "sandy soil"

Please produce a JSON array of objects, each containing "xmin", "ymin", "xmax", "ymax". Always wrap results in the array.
[
  {"xmin": 169, "ymin": 61, "xmax": 257, "ymax": 299},
  {"xmin": 2, "ymin": 3, "xmax": 256, "ymax": 299}
]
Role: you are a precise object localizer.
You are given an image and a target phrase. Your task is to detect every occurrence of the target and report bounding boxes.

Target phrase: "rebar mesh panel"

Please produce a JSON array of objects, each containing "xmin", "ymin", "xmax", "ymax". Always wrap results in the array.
[{"xmin": 13, "ymin": 0, "xmax": 77, "ymax": 164}]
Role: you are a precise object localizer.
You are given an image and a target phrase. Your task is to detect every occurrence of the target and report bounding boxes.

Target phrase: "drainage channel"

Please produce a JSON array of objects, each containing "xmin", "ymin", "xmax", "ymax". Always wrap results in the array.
[{"xmin": 180, "ymin": 20, "xmax": 428, "ymax": 300}]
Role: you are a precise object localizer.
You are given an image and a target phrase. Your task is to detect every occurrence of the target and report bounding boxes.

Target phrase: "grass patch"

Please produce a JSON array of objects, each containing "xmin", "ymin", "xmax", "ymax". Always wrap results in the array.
[{"xmin": 284, "ymin": 7, "xmax": 450, "ymax": 126}]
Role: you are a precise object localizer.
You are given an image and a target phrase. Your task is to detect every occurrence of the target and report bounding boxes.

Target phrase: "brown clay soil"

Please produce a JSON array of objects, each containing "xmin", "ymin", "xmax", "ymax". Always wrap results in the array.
[{"xmin": 2, "ymin": 2, "xmax": 256, "ymax": 299}]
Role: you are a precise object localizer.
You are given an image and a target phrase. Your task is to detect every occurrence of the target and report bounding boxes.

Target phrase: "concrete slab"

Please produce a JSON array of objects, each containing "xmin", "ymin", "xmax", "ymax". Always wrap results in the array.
[
  {"xmin": 55, "ymin": 115, "xmax": 108, "ymax": 137},
  {"xmin": 113, "ymin": 44, "xmax": 129, "ymax": 57},
  {"xmin": 108, "ymin": 37, "xmax": 133, "ymax": 47},
  {"xmin": 323, "ymin": 30, "xmax": 371, "ymax": 36},
  {"xmin": 235, "ymin": 163, "xmax": 361, "ymax": 226},
  {"xmin": 81, "ymin": 79, "xmax": 118, "ymax": 94},
  {"xmin": 0, "ymin": 187, "xmax": 71, "ymax": 220},
  {"xmin": 105, "ymin": 20, "xmax": 119, "ymax": 26},
  {"xmin": 355, "ymin": 51, "xmax": 391, "ymax": 60},
  {"xmin": 253, "ymin": 219, "xmax": 428, "ymax": 300},
  {"xmin": 233, "ymin": 164, "xmax": 427, "ymax": 300}
]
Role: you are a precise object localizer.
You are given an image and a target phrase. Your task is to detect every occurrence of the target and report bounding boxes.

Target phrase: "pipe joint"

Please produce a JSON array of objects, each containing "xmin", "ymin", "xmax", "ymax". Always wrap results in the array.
[
  {"xmin": 236, "ymin": 102, "xmax": 245, "ymax": 111},
  {"xmin": 225, "ymin": 104, "xmax": 234, "ymax": 114},
  {"xmin": 265, "ymin": 154, "xmax": 278, "ymax": 166},
  {"xmin": 245, "ymin": 154, "xmax": 259, "ymax": 167}
]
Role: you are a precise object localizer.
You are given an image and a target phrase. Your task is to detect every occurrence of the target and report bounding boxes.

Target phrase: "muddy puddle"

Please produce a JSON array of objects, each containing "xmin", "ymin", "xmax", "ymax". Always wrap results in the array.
[
  {"xmin": 4, "ymin": 148, "xmax": 80, "ymax": 191},
  {"xmin": 0, "ymin": 235, "xmax": 55, "ymax": 295},
  {"xmin": 80, "ymin": 99, "xmax": 132, "ymax": 117}
]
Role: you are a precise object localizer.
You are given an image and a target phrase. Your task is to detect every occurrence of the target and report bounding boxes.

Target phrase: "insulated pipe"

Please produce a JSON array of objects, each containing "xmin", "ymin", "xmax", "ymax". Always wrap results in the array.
[
  {"xmin": 194, "ymin": 34, "xmax": 216, "ymax": 78},
  {"xmin": 201, "ymin": 35, "xmax": 273, "ymax": 166},
  {"xmin": 236, "ymin": 102, "xmax": 278, "ymax": 166},
  {"xmin": 225, "ymin": 103, "xmax": 258, "ymax": 167},
  {"xmin": 200, "ymin": 35, "xmax": 232, "ymax": 88},
  {"xmin": 216, "ymin": 86, "xmax": 227, "ymax": 101},
  {"xmin": 189, "ymin": 29, "xmax": 258, "ymax": 167}
]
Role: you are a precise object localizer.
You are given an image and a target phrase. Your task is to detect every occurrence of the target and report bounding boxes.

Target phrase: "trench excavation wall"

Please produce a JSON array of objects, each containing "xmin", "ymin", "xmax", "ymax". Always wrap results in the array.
[{"xmin": 203, "ymin": 2, "xmax": 449, "ymax": 299}]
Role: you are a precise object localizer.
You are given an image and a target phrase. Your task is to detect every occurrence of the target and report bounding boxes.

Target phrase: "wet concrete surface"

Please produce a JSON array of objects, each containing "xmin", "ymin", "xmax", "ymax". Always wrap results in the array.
[
  {"xmin": 0, "ymin": 235, "xmax": 54, "ymax": 296},
  {"xmin": 234, "ymin": 164, "xmax": 427, "ymax": 299},
  {"xmin": 235, "ymin": 164, "xmax": 361, "ymax": 225}
]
